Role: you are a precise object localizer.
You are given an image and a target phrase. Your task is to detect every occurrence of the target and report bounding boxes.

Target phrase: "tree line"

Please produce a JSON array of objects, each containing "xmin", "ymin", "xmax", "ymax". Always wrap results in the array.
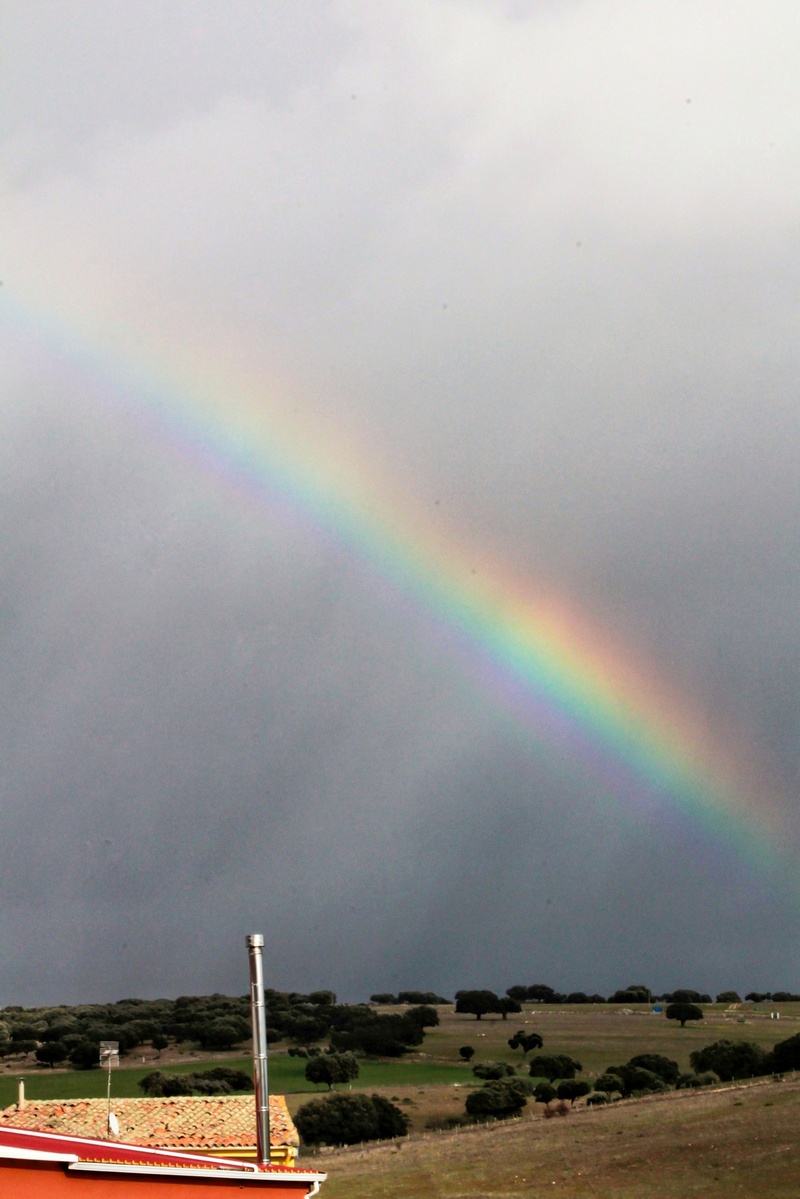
[
  {"xmin": 0, "ymin": 993, "xmax": 255, "ymax": 1069},
  {"xmin": 448, "ymin": 985, "xmax": 787, "ymax": 1020},
  {"xmin": 373, "ymin": 984, "xmax": 799, "ymax": 1009},
  {"xmin": 0, "ymin": 990, "xmax": 439, "ymax": 1071},
  {"xmin": 2, "ymin": 981, "xmax": 795, "ymax": 1071}
]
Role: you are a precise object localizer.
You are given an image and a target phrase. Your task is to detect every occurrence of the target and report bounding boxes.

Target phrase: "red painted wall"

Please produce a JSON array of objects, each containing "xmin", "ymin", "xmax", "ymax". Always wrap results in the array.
[{"xmin": 1, "ymin": 1160, "xmax": 315, "ymax": 1198}]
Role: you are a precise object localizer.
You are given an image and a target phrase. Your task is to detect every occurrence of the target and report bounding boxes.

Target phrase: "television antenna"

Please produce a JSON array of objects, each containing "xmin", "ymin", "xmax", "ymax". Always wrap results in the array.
[{"xmin": 99, "ymin": 1041, "xmax": 119, "ymax": 1136}]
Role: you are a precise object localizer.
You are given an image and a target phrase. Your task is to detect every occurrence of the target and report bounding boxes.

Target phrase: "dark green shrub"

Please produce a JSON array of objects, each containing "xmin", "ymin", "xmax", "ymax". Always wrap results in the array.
[
  {"xmin": 35, "ymin": 1042, "xmax": 68, "ymax": 1067},
  {"xmin": 284, "ymin": 1016, "xmax": 328, "ymax": 1045},
  {"xmin": 69, "ymin": 1040, "xmax": 100, "ymax": 1070},
  {"xmin": 295, "ymin": 1093, "xmax": 408, "ymax": 1146},
  {"xmin": 594, "ymin": 1073, "xmax": 624, "ymax": 1095},
  {"xmin": 527, "ymin": 985, "xmax": 558, "ymax": 1003},
  {"xmin": 533, "ymin": 1082, "xmax": 556, "ymax": 1105},
  {"xmin": 473, "ymin": 1061, "xmax": 515, "ymax": 1080},
  {"xmin": 556, "ymin": 1079, "xmax": 591, "ymax": 1105},
  {"xmin": 665, "ymin": 1003, "xmax": 704, "ymax": 1028},
  {"xmin": 404, "ymin": 1006, "xmax": 439, "ymax": 1029},
  {"xmin": 200, "ymin": 1067, "xmax": 252, "ymax": 1091},
  {"xmin": 305, "ymin": 1052, "xmax": 359, "ymax": 1090},
  {"xmin": 603, "ymin": 1065, "xmax": 667, "ymax": 1097},
  {"xmin": 139, "ymin": 1067, "xmax": 253, "ymax": 1097},
  {"xmin": 497, "ymin": 998, "xmax": 522, "ymax": 1020},
  {"xmin": 690, "ymin": 1040, "xmax": 769, "ymax": 1082},
  {"xmin": 628, "ymin": 1070, "xmax": 668, "ymax": 1096},
  {"xmin": 192, "ymin": 1079, "xmax": 232, "ymax": 1095},
  {"xmin": 508, "ymin": 1030, "xmax": 544, "ymax": 1056},
  {"xmin": 195, "ymin": 1016, "xmax": 250, "ymax": 1050},
  {"xmin": 609, "ymin": 987, "xmax": 650, "ymax": 1004},
  {"xmin": 627, "ymin": 1054, "xmax": 679, "ymax": 1085},
  {"xmin": 139, "ymin": 1071, "xmax": 194, "ymax": 1097},
  {"xmin": 771, "ymin": 1032, "xmax": 800, "ymax": 1073},
  {"xmin": 676, "ymin": 1071, "xmax": 716, "ymax": 1089},
  {"xmin": 454, "ymin": 991, "xmax": 502, "ymax": 1020},
  {"xmin": 308, "ymin": 991, "xmax": 336, "ymax": 1006},
  {"xmin": 505, "ymin": 986, "xmax": 529, "ymax": 1003},
  {"xmin": 529, "ymin": 1054, "xmax": 581, "ymax": 1081},
  {"xmin": 465, "ymin": 1078, "xmax": 528, "ymax": 1120},
  {"xmin": 397, "ymin": 992, "xmax": 448, "ymax": 1005},
  {"xmin": 330, "ymin": 1012, "xmax": 423, "ymax": 1057}
]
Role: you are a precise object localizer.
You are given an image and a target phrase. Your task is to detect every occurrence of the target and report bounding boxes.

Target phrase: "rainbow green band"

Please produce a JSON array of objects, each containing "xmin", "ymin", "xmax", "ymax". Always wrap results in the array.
[{"xmin": 4, "ymin": 277, "xmax": 793, "ymax": 885}]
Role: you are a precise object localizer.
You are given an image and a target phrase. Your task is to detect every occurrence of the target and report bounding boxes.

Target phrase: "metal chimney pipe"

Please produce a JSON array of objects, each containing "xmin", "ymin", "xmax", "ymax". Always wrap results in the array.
[{"xmin": 246, "ymin": 934, "xmax": 270, "ymax": 1167}]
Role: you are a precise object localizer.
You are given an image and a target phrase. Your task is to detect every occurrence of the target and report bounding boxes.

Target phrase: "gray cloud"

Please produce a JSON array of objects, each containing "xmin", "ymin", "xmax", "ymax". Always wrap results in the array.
[{"xmin": 1, "ymin": 0, "xmax": 799, "ymax": 1005}]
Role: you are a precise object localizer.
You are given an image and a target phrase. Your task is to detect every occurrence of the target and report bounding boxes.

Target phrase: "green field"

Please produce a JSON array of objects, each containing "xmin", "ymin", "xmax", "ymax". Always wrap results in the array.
[{"xmin": 0, "ymin": 1053, "xmax": 470, "ymax": 1111}]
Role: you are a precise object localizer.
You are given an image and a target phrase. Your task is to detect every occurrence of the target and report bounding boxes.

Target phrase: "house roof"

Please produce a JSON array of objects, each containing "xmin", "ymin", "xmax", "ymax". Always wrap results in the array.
[
  {"xmin": 0, "ymin": 1095, "xmax": 298, "ymax": 1153},
  {"xmin": 0, "ymin": 1125, "xmax": 327, "ymax": 1193}
]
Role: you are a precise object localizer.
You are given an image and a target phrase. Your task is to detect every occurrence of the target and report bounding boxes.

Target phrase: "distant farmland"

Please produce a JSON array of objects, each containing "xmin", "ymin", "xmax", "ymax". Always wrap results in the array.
[{"xmin": 3, "ymin": 1000, "xmax": 799, "ymax": 1197}]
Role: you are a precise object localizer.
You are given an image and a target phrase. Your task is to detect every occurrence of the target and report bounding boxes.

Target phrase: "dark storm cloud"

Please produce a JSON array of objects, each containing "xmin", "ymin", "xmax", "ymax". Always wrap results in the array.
[{"xmin": 2, "ymin": 0, "xmax": 799, "ymax": 1005}]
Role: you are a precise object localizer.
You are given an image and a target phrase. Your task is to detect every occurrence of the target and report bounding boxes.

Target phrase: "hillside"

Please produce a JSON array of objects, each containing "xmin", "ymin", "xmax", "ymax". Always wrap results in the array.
[{"xmin": 313, "ymin": 1074, "xmax": 800, "ymax": 1199}]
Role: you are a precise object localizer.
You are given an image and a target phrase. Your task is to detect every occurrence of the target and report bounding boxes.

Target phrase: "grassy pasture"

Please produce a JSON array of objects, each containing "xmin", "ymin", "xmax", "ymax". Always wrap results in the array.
[
  {"xmin": 312, "ymin": 1075, "xmax": 800, "ymax": 1198},
  {"xmin": 0, "ymin": 1053, "xmax": 469, "ymax": 1111},
  {"xmin": 419, "ymin": 1002, "xmax": 799, "ymax": 1077},
  {"xmin": 2, "ymin": 1002, "xmax": 796, "ymax": 1113}
]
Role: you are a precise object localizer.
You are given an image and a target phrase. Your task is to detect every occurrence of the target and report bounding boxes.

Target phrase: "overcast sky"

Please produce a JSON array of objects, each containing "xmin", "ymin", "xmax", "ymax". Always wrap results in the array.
[{"xmin": 2, "ymin": 0, "xmax": 799, "ymax": 1006}]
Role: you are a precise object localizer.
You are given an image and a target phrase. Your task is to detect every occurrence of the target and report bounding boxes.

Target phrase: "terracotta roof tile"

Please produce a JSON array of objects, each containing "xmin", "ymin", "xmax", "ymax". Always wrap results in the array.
[{"xmin": 0, "ymin": 1095, "xmax": 298, "ymax": 1153}]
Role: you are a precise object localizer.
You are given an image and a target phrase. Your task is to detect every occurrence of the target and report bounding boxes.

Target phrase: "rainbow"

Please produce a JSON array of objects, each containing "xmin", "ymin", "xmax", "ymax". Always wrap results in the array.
[{"xmin": 2, "ymin": 230, "xmax": 794, "ymax": 883}]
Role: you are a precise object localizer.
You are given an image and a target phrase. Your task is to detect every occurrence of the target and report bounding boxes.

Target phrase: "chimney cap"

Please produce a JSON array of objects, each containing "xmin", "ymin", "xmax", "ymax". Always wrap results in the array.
[{"xmin": 246, "ymin": 934, "xmax": 264, "ymax": 949}]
